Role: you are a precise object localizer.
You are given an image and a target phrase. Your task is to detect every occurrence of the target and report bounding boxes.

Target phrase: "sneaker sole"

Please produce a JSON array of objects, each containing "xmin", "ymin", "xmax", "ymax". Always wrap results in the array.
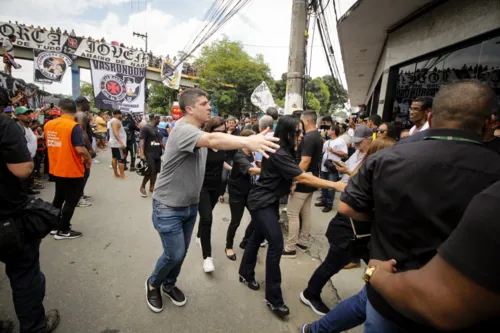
[
  {"xmin": 145, "ymin": 280, "xmax": 163, "ymax": 313},
  {"xmin": 162, "ymin": 288, "xmax": 187, "ymax": 307},
  {"xmin": 50, "ymin": 231, "xmax": 57, "ymax": 235},
  {"xmin": 297, "ymin": 246, "xmax": 308, "ymax": 253},
  {"xmin": 300, "ymin": 292, "xmax": 327, "ymax": 316},
  {"xmin": 139, "ymin": 191, "xmax": 147, "ymax": 198},
  {"xmin": 203, "ymin": 266, "xmax": 215, "ymax": 273},
  {"xmin": 282, "ymin": 254, "xmax": 296, "ymax": 259},
  {"xmin": 54, "ymin": 234, "xmax": 83, "ymax": 240}
]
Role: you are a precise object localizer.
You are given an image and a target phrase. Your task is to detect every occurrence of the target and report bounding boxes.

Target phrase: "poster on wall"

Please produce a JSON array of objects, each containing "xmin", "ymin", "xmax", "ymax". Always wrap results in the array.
[
  {"xmin": 33, "ymin": 50, "xmax": 73, "ymax": 83},
  {"xmin": 161, "ymin": 55, "xmax": 183, "ymax": 90},
  {"xmin": 90, "ymin": 60, "xmax": 146, "ymax": 113}
]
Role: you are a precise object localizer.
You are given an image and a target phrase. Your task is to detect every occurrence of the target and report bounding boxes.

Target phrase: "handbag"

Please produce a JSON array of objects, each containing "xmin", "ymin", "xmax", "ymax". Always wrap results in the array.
[
  {"xmin": 22, "ymin": 198, "xmax": 60, "ymax": 239},
  {"xmin": 323, "ymin": 140, "xmax": 337, "ymax": 172},
  {"xmin": 347, "ymin": 217, "xmax": 371, "ymax": 260}
]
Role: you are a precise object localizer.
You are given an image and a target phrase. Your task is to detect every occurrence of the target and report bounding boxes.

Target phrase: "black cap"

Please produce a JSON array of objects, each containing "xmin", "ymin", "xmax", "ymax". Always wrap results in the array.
[{"xmin": 75, "ymin": 96, "xmax": 90, "ymax": 104}]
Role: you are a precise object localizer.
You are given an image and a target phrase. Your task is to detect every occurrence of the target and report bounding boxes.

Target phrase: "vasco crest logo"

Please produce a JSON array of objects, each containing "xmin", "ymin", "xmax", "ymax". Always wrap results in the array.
[
  {"xmin": 100, "ymin": 74, "xmax": 126, "ymax": 102},
  {"xmin": 35, "ymin": 52, "xmax": 72, "ymax": 81},
  {"xmin": 123, "ymin": 75, "xmax": 140, "ymax": 102}
]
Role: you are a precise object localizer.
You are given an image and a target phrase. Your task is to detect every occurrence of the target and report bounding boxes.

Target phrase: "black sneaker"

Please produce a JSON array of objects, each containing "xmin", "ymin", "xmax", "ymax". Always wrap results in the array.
[
  {"xmin": 282, "ymin": 250, "xmax": 296, "ymax": 259},
  {"xmin": 297, "ymin": 243, "xmax": 308, "ymax": 252},
  {"xmin": 145, "ymin": 279, "xmax": 163, "ymax": 313},
  {"xmin": 161, "ymin": 285, "xmax": 186, "ymax": 307},
  {"xmin": 0, "ymin": 320, "xmax": 13, "ymax": 333},
  {"xmin": 266, "ymin": 301, "xmax": 290, "ymax": 318},
  {"xmin": 54, "ymin": 230, "xmax": 82, "ymax": 240},
  {"xmin": 322, "ymin": 207, "xmax": 332, "ymax": 213},
  {"xmin": 130, "ymin": 167, "xmax": 137, "ymax": 172},
  {"xmin": 300, "ymin": 290, "xmax": 330, "ymax": 316},
  {"xmin": 314, "ymin": 202, "xmax": 325, "ymax": 207},
  {"xmin": 300, "ymin": 324, "xmax": 312, "ymax": 333},
  {"xmin": 45, "ymin": 309, "xmax": 60, "ymax": 333},
  {"xmin": 239, "ymin": 276, "xmax": 260, "ymax": 291}
]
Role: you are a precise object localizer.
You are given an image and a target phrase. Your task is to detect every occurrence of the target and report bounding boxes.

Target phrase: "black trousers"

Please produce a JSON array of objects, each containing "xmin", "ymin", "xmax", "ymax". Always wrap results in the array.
[
  {"xmin": 125, "ymin": 141, "xmax": 136, "ymax": 168},
  {"xmin": 52, "ymin": 176, "xmax": 85, "ymax": 231},
  {"xmin": 239, "ymin": 201, "xmax": 284, "ymax": 307},
  {"xmin": 226, "ymin": 194, "xmax": 254, "ymax": 249},
  {"xmin": 2, "ymin": 240, "xmax": 46, "ymax": 333},
  {"xmin": 197, "ymin": 187, "xmax": 219, "ymax": 259}
]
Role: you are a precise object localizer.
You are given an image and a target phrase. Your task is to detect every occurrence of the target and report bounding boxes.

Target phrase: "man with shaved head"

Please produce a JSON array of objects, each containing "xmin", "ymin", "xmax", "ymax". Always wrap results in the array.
[{"xmin": 254, "ymin": 115, "xmax": 275, "ymax": 168}]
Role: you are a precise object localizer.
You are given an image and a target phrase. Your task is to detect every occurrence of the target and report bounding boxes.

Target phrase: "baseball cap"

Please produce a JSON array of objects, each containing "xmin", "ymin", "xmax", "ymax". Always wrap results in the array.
[
  {"xmin": 14, "ymin": 106, "xmax": 33, "ymax": 115},
  {"xmin": 351, "ymin": 125, "xmax": 373, "ymax": 143},
  {"xmin": 49, "ymin": 109, "xmax": 61, "ymax": 116},
  {"xmin": 3, "ymin": 106, "xmax": 12, "ymax": 113},
  {"xmin": 75, "ymin": 96, "xmax": 90, "ymax": 104}
]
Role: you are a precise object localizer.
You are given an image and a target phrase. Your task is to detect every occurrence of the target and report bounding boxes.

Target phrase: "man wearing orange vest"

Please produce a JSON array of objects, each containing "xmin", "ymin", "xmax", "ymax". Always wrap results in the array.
[{"xmin": 45, "ymin": 99, "xmax": 92, "ymax": 240}]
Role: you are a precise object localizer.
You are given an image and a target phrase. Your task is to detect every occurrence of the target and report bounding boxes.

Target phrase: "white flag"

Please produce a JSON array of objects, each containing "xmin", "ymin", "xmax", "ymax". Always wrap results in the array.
[{"xmin": 251, "ymin": 81, "xmax": 276, "ymax": 112}]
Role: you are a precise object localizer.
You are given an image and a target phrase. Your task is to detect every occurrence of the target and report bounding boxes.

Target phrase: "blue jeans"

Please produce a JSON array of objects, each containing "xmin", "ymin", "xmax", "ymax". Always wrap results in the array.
[
  {"xmin": 149, "ymin": 199, "xmax": 198, "ymax": 288},
  {"xmin": 311, "ymin": 287, "xmax": 367, "ymax": 333},
  {"xmin": 364, "ymin": 300, "xmax": 407, "ymax": 333},
  {"xmin": 321, "ymin": 171, "xmax": 339, "ymax": 208}
]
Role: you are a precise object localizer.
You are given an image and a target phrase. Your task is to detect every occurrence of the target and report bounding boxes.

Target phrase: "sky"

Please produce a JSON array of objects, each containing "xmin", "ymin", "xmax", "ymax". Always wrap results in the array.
[{"xmin": 1, "ymin": 0, "xmax": 356, "ymax": 95}]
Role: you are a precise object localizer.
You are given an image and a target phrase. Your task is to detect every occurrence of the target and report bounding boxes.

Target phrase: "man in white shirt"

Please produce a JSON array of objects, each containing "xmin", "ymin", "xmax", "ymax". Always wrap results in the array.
[
  {"xmin": 254, "ymin": 115, "xmax": 274, "ymax": 168},
  {"xmin": 315, "ymin": 125, "xmax": 348, "ymax": 212},
  {"xmin": 409, "ymin": 96, "xmax": 432, "ymax": 135},
  {"xmin": 2, "ymin": 34, "xmax": 21, "ymax": 76}
]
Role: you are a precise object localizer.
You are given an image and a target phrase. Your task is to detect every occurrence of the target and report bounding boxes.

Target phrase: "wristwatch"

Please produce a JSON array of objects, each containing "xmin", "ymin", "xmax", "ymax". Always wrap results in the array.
[{"xmin": 363, "ymin": 265, "xmax": 378, "ymax": 284}]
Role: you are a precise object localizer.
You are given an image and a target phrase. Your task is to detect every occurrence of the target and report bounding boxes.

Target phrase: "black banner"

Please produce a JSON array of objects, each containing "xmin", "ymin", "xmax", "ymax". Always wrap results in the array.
[{"xmin": 33, "ymin": 50, "xmax": 73, "ymax": 83}]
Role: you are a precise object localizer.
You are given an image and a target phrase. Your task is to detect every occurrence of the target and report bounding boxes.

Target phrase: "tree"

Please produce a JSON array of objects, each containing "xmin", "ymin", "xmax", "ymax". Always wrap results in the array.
[
  {"xmin": 80, "ymin": 81, "xmax": 95, "ymax": 107},
  {"xmin": 147, "ymin": 81, "xmax": 176, "ymax": 115},
  {"xmin": 322, "ymin": 75, "xmax": 348, "ymax": 111},
  {"xmin": 195, "ymin": 37, "xmax": 272, "ymax": 116},
  {"xmin": 305, "ymin": 76, "xmax": 330, "ymax": 115}
]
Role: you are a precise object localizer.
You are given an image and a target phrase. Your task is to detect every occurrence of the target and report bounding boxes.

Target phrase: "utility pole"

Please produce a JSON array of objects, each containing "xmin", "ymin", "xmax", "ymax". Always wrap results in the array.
[
  {"xmin": 284, "ymin": 0, "xmax": 308, "ymax": 114},
  {"xmin": 133, "ymin": 31, "xmax": 148, "ymax": 52}
]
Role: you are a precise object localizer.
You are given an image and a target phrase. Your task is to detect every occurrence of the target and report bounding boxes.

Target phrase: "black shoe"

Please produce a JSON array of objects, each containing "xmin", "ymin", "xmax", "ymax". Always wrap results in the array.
[
  {"xmin": 322, "ymin": 207, "xmax": 332, "ymax": 213},
  {"xmin": 161, "ymin": 285, "xmax": 186, "ymax": 307},
  {"xmin": 315, "ymin": 202, "xmax": 325, "ymax": 207},
  {"xmin": 297, "ymin": 243, "xmax": 308, "ymax": 252},
  {"xmin": 300, "ymin": 290, "xmax": 330, "ymax": 315},
  {"xmin": 301, "ymin": 324, "xmax": 312, "ymax": 333},
  {"xmin": 27, "ymin": 189, "xmax": 41, "ymax": 195},
  {"xmin": 225, "ymin": 249, "xmax": 237, "ymax": 261},
  {"xmin": 45, "ymin": 309, "xmax": 60, "ymax": 333},
  {"xmin": 266, "ymin": 301, "xmax": 290, "ymax": 318},
  {"xmin": 239, "ymin": 276, "xmax": 260, "ymax": 291},
  {"xmin": 130, "ymin": 167, "xmax": 137, "ymax": 172},
  {"xmin": 0, "ymin": 320, "xmax": 14, "ymax": 333},
  {"xmin": 239, "ymin": 240, "xmax": 247, "ymax": 250},
  {"xmin": 145, "ymin": 279, "xmax": 163, "ymax": 313},
  {"xmin": 282, "ymin": 250, "xmax": 296, "ymax": 259},
  {"xmin": 54, "ymin": 230, "xmax": 82, "ymax": 240}
]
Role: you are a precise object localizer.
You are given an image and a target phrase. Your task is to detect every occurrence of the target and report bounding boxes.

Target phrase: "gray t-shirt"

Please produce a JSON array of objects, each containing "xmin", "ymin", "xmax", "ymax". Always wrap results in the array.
[{"xmin": 153, "ymin": 118, "xmax": 207, "ymax": 207}]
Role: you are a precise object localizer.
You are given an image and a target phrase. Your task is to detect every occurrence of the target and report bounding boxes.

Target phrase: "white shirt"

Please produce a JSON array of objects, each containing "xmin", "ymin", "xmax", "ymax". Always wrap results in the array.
[
  {"xmin": 108, "ymin": 118, "xmax": 127, "ymax": 148},
  {"xmin": 3, "ymin": 39, "xmax": 14, "ymax": 56},
  {"xmin": 409, "ymin": 121, "xmax": 429, "ymax": 135},
  {"xmin": 23, "ymin": 126, "xmax": 37, "ymax": 158},
  {"xmin": 340, "ymin": 149, "xmax": 365, "ymax": 182},
  {"xmin": 347, "ymin": 128, "xmax": 354, "ymax": 137},
  {"xmin": 321, "ymin": 137, "xmax": 348, "ymax": 173},
  {"xmin": 339, "ymin": 133, "xmax": 352, "ymax": 147},
  {"xmin": 254, "ymin": 131, "xmax": 274, "ymax": 162}
]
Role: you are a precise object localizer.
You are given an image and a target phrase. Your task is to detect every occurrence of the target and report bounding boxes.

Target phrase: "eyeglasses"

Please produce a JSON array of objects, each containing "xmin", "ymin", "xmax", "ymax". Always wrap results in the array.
[{"xmin": 377, "ymin": 129, "xmax": 387, "ymax": 134}]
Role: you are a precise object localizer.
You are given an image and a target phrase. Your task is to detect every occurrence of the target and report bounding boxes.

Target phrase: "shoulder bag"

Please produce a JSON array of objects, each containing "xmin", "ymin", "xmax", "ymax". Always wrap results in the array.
[{"xmin": 347, "ymin": 217, "xmax": 371, "ymax": 260}]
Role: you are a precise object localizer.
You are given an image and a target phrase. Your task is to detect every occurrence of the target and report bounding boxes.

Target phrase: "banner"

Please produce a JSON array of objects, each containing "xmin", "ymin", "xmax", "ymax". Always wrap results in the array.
[
  {"xmin": 161, "ymin": 56, "xmax": 183, "ymax": 90},
  {"xmin": 251, "ymin": 81, "xmax": 276, "ymax": 112},
  {"xmin": 90, "ymin": 60, "xmax": 146, "ymax": 113},
  {"xmin": 33, "ymin": 50, "xmax": 73, "ymax": 83},
  {"xmin": 0, "ymin": 22, "xmax": 148, "ymax": 67}
]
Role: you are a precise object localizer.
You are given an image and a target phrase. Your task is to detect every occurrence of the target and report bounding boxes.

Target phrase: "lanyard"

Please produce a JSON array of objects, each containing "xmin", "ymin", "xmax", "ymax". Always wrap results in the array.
[{"xmin": 423, "ymin": 136, "xmax": 483, "ymax": 146}]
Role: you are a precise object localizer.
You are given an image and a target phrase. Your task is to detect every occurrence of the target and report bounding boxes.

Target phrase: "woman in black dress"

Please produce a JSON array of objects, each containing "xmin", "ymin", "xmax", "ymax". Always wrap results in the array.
[{"xmin": 238, "ymin": 115, "xmax": 340, "ymax": 318}]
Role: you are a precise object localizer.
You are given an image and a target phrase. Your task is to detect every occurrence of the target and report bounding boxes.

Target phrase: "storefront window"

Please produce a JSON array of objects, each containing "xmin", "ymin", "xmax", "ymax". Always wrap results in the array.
[{"xmin": 478, "ymin": 36, "xmax": 500, "ymax": 104}]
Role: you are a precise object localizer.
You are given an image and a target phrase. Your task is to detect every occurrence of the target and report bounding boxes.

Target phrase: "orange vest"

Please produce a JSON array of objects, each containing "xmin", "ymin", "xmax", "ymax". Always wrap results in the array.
[{"xmin": 45, "ymin": 114, "xmax": 85, "ymax": 178}]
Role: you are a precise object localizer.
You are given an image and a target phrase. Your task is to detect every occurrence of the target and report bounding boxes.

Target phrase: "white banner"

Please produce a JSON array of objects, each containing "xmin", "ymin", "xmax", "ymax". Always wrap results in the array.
[
  {"xmin": 161, "ymin": 56, "xmax": 183, "ymax": 90},
  {"xmin": 33, "ymin": 50, "xmax": 73, "ymax": 83},
  {"xmin": 90, "ymin": 60, "xmax": 146, "ymax": 113},
  {"xmin": 0, "ymin": 22, "xmax": 148, "ymax": 67},
  {"xmin": 251, "ymin": 81, "xmax": 276, "ymax": 112}
]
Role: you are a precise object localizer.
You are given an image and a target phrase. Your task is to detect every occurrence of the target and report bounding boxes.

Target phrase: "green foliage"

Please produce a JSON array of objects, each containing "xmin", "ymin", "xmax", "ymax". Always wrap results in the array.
[
  {"xmin": 305, "ymin": 92, "xmax": 321, "ymax": 112},
  {"xmin": 305, "ymin": 76, "xmax": 330, "ymax": 114},
  {"xmin": 195, "ymin": 37, "xmax": 272, "ymax": 115},
  {"xmin": 147, "ymin": 81, "xmax": 176, "ymax": 115},
  {"xmin": 80, "ymin": 81, "xmax": 95, "ymax": 107}
]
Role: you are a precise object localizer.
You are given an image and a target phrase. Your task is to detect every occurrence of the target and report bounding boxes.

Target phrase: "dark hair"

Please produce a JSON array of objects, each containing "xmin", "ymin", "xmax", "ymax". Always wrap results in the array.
[
  {"xmin": 0, "ymin": 88, "xmax": 9, "ymax": 108},
  {"xmin": 266, "ymin": 107, "xmax": 279, "ymax": 120},
  {"xmin": 301, "ymin": 110, "xmax": 317, "ymax": 123},
  {"xmin": 179, "ymin": 88, "xmax": 207, "ymax": 114},
  {"xmin": 58, "ymin": 98, "xmax": 77, "ymax": 113},
  {"xmin": 322, "ymin": 115, "xmax": 333, "ymax": 123},
  {"xmin": 369, "ymin": 114, "xmax": 382, "ymax": 126},
  {"xmin": 8, "ymin": 34, "xmax": 15, "ymax": 39},
  {"xmin": 330, "ymin": 125, "xmax": 340, "ymax": 137},
  {"xmin": 112, "ymin": 110, "xmax": 122, "ymax": 115},
  {"xmin": 203, "ymin": 116, "xmax": 225, "ymax": 133},
  {"xmin": 251, "ymin": 123, "xmax": 260, "ymax": 133},
  {"xmin": 341, "ymin": 123, "xmax": 348, "ymax": 132},
  {"xmin": 274, "ymin": 115, "xmax": 301, "ymax": 157},
  {"xmin": 379, "ymin": 122, "xmax": 397, "ymax": 140},
  {"xmin": 292, "ymin": 110, "xmax": 303, "ymax": 118},
  {"xmin": 240, "ymin": 129, "xmax": 255, "ymax": 137},
  {"xmin": 413, "ymin": 96, "xmax": 433, "ymax": 111}
]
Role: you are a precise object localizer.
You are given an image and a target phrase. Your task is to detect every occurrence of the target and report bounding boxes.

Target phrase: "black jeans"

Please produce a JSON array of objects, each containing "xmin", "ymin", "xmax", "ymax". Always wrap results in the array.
[
  {"xmin": 2, "ymin": 240, "xmax": 46, "ymax": 333},
  {"xmin": 197, "ymin": 187, "xmax": 219, "ymax": 259},
  {"xmin": 306, "ymin": 241, "xmax": 351, "ymax": 299},
  {"xmin": 52, "ymin": 176, "xmax": 85, "ymax": 231},
  {"xmin": 125, "ymin": 141, "xmax": 136, "ymax": 168},
  {"xmin": 80, "ymin": 166, "xmax": 90, "ymax": 198},
  {"xmin": 226, "ymin": 194, "xmax": 254, "ymax": 249},
  {"xmin": 239, "ymin": 201, "xmax": 284, "ymax": 307}
]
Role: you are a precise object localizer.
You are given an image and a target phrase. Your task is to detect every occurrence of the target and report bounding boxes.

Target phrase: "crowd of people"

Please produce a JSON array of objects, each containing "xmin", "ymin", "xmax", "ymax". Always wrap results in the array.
[{"xmin": 2, "ymin": 80, "xmax": 500, "ymax": 333}]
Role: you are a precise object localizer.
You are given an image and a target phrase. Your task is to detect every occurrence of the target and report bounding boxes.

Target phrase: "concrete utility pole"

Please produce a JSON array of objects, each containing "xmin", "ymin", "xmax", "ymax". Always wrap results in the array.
[
  {"xmin": 133, "ymin": 31, "xmax": 148, "ymax": 52},
  {"xmin": 284, "ymin": 0, "xmax": 308, "ymax": 114}
]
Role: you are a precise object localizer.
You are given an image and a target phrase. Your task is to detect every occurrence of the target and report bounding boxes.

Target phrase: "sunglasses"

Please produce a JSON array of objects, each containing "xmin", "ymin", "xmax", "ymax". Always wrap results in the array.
[{"xmin": 377, "ymin": 129, "xmax": 387, "ymax": 134}]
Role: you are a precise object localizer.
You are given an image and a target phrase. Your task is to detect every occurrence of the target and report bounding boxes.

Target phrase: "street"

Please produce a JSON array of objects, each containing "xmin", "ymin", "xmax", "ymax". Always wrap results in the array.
[{"xmin": 0, "ymin": 151, "xmax": 363, "ymax": 333}]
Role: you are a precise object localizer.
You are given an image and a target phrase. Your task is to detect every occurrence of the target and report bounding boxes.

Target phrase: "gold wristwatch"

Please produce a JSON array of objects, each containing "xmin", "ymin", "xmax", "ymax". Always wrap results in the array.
[{"xmin": 363, "ymin": 265, "xmax": 378, "ymax": 284}]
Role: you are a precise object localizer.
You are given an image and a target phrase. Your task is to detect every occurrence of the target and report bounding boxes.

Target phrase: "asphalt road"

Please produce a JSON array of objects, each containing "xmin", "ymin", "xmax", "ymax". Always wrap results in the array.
[{"xmin": 0, "ymin": 151, "xmax": 342, "ymax": 333}]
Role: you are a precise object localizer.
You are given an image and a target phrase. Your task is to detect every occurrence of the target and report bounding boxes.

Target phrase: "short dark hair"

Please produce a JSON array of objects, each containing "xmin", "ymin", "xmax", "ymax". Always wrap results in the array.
[
  {"xmin": 369, "ymin": 114, "xmax": 382, "ymax": 126},
  {"xmin": 433, "ymin": 81, "xmax": 495, "ymax": 132},
  {"xmin": 340, "ymin": 123, "xmax": 348, "ymax": 132},
  {"xmin": 8, "ymin": 34, "xmax": 15, "ymax": 39},
  {"xmin": 330, "ymin": 125, "xmax": 340, "ymax": 137},
  {"xmin": 112, "ymin": 110, "xmax": 122, "ymax": 115},
  {"xmin": 292, "ymin": 110, "xmax": 303, "ymax": 118},
  {"xmin": 75, "ymin": 95, "xmax": 90, "ymax": 105},
  {"xmin": 58, "ymin": 98, "xmax": 77, "ymax": 113},
  {"xmin": 179, "ymin": 88, "xmax": 207, "ymax": 114},
  {"xmin": 203, "ymin": 116, "xmax": 225, "ymax": 133},
  {"xmin": 301, "ymin": 110, "xmax": 317, "ymax": 123},
  {"xmin": 413, "ymin": 96, "xmax": 433, "ymax": 111},
  {"xmin": 240, "ymin": 129, "xmax": 255, "ymax": 137},
  {"xmin": 322, "ymin": 115, "xmax": 333, "ymax": 123},
  {"xmin": 266, "ymin": 107, "xmax": 279, "ymax": 120}
]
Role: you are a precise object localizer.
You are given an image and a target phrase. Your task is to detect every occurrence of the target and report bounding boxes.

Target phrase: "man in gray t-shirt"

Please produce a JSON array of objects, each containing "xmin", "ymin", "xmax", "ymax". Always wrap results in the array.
[{"xmin": 145, "ymin": 88, "xmax": 279, "ymax": 314}]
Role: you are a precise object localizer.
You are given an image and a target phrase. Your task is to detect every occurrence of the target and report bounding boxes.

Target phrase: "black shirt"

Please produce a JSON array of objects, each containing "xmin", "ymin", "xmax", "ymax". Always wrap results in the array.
[
  {"xmin": 483, "ymin": 136, "xmax": 500, "ymax": 155},
  {"xmin": 140, "ymin": 124, "xmax": 163, "ymax": 160},
  {"xmin": 341, "ymin": 128, "xmax": 500, "ymax": 332},
  {"xmin": 437, "ymin": 180, "xmax": 500, "ymax": 332},
  {"xmin": 296, "ymin": 130, "xmax": 323, "ymax": 193},
  {"xmin": 228, "ymin": 149, "xmax": 255, "ymax": 197},
  {"xmin": 202, "ymin": 148, "xmax": 225, "ymax": 190},
  {"xmin": 225, "ymin": 128, "xmax": 241, "ymax": 161},
  {"xmin": 0, "ymin": 116, "xmax": 32, "ymax": 220},
  {"xmin": 247, "ymin": 147, "xmax": 303, "ymax": 211}
]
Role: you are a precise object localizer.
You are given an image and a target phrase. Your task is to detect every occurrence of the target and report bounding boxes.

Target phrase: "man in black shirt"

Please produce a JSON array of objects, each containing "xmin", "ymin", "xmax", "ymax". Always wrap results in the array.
[
  {"xmin": 369, "ymin": 180, "xmax": 500, "ymax": 332},
  {"xmin": 122, "ymin": 111, "xmax": 140, "ymax": 171},
  {"xmin": 0, "ymin": 89, "xmax": 60, "ymax": 333},
  {"xmin": 139, "ymin": 114, "xmax": 164, "ymax": 197},
  {"xmin": 338, "ymin": 81, "xmax": 500, "ymax": 332},
  {"xmin": 482, "ymin": 111, "xmax": 500, "ymax": 155},
  {"xmin": 283, "ymin": 110, "xmax": 323, "ymax": 258}
]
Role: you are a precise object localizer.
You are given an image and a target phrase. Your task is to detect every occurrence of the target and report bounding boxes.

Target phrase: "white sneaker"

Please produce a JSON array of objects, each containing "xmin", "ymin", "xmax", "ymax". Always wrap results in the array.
[
  {"xmin": 92, "ymin": 159, "xmax": 100, "ymax": 164},
  {"xmin": 196, "ymin": 237, "xmax": 201, "ymax": 248},
  {"xmin": 203, "ymin": 257, "xmax": 215, "ymax": 273},
  {"xmin": 109, "ymin": 164, "xmax": 113, "ymax": 169},
  {"xmin": 77, "ymin": 198, "xmax": 92, "ymax": 207}
]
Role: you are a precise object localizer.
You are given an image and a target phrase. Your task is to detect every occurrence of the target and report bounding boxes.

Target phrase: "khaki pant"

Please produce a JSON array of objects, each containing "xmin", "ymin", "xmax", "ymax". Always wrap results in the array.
[{"xmin": 285, "ymin": 191, "xmax": 313, "ymax": 251}]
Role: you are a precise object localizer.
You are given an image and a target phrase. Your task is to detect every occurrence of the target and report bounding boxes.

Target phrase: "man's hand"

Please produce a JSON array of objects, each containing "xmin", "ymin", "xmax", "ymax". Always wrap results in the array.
[
  {"xmin": 85, "ymin": 159, "xmax": 92, "ymax": 169},
  {"xmin": 290, "ymin": 183, "xmax": 296, "ymax": 194},
  {"xmin": 244, "ymin": 127, "xmax": 279, "ymax": 159},
  {"xmin": 120, "ymin": 143, "xmax": 126, "ymax": 149},
  {"xmin": 335, "ymin": 161, "xmax": 351, "ymax": 175},
  {"xmin": 369, "ymin": 259, "xmax": 397, "ymax": 274}
]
